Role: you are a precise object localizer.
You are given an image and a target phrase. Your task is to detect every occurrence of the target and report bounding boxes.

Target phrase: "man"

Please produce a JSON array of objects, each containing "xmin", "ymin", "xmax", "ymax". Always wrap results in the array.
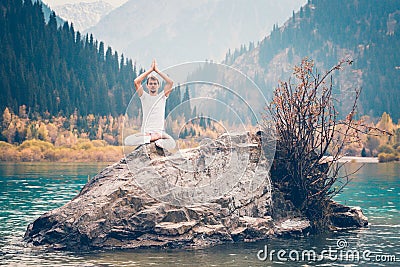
[{"xmin": 124, "ymin": 59, "xmax": 176, "ymax": 150}]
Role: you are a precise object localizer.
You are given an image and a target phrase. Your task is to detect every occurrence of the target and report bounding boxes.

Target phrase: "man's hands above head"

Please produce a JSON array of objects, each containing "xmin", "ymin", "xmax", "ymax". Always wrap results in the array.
[
  {"xmin": 152, "ymin": 59, "xmax": 160, "ymax": 73},
  {"xmin": 135, "ymin": 59, "xmax": 173, "ymax": 97},
  {"xmin": 135, "ymin": 59, "xmax": 159, "ymax": 97}
]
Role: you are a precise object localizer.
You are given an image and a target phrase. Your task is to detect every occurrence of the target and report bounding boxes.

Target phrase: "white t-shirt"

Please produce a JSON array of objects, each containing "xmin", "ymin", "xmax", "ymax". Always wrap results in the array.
[{"xmin": 140, "ymin": 91, "xmax": 167, "ymax": 133}]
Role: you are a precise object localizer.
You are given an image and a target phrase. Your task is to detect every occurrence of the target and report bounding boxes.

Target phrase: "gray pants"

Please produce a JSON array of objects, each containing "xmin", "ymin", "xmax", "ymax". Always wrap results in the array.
[{"xmin": 124, "ymin": 132, "xmax": 176, "ymax": 150}]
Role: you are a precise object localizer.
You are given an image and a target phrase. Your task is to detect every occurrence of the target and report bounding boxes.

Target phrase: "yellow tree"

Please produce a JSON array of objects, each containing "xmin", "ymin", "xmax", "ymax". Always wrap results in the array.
[
  {"xmin": 376, "ymin": 112, "xmax": 395, "ymax": 144},
  {"xmin": 2, "ymin": 107, "xmax": 12, "ymax": 128},
  {"xmin": 37, "ymin": 123, "xmax": 49, "ymax": 142}
]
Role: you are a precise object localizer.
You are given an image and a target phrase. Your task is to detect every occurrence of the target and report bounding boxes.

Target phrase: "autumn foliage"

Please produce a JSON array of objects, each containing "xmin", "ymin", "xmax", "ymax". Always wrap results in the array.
[{"xmin": 0, "ymin": 108, "xmax": 124, "ymax": 162}]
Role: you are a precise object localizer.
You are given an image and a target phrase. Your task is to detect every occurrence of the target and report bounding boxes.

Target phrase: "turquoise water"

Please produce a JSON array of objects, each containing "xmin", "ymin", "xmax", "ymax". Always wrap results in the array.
[{"xmin": 0, "ymin": 162, "xmax": 399, "ymax": 266}]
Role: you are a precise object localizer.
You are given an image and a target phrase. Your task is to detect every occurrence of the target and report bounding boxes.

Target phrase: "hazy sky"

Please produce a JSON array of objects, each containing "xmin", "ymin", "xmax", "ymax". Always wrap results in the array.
[
  {"xmin": 42, "ymin": 0, "xmax": 306, "ymax": 9},
  {"xmin": 42, "ymin": 0, "xmax": 128, "ymax": 8}
]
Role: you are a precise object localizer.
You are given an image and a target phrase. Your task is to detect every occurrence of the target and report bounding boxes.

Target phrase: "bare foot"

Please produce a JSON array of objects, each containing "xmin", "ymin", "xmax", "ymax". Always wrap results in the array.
[{"xmin": 150, "ymin": 132, "xmax": 162, "ymax": 141}]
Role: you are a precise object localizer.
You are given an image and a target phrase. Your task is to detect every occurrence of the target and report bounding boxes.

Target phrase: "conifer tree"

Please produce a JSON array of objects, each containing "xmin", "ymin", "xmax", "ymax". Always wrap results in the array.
[{"xmin": 182, "ymin": 85, "xmax": 192, "ymax": 121}]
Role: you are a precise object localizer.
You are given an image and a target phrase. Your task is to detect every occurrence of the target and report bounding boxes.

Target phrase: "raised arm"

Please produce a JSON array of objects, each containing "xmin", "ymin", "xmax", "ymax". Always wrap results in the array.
[
  {"xmin": 134, "ymin": 62, "xmax": 154, "ymax": 97},
  {"xmin": 154, "ymin": 60, "xmax": 174, "ymax": 97}
]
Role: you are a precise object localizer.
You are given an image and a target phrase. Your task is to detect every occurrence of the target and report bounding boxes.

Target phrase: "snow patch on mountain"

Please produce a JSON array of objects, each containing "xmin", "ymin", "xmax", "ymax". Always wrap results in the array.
[{"xmin": 53, "ymin": 1, "xmax": 114, "ymax": 31}]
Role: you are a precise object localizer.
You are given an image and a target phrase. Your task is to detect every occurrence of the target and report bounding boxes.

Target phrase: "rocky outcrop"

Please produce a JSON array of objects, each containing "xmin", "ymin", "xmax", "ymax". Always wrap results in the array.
[
  {"xmin": 328, "ymin": 201, "xmax": 369, "ymax": 230},
  {"xmin": 23, "ymin": 132, "xmax": 366, "ymax": 251}
]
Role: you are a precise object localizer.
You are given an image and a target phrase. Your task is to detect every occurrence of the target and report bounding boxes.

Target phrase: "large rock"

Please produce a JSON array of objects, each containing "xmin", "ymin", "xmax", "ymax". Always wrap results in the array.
[
  {"xmin": 23, "ymin": 132, "xmax": 366, "ymax": 250},
  {"xmin": 328, "ymin": 201, "xmax": 368, "ymax": 230}
]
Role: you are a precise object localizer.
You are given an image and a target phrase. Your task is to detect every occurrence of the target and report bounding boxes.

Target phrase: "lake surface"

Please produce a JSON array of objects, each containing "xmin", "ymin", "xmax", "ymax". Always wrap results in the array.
[{"xmin": 0, "ymin": 162, "xmax": 399, "ymax": 266}]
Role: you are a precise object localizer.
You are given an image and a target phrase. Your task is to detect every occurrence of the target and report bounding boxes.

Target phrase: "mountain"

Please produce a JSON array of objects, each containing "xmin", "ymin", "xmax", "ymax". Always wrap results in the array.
[
  {"xmin": 52, "ymin": 1, "xmax": 114, "ymax": 32},
  {"xmin": 0, "ymin": 0, "xmax": 136, "ymax": 117},
  {"xmin": 227, "ymin": 0, "xmax": 400, "ymax": 121},
  {"xmin": 87, "ymin": 0, "xmax": 306, "ymax": 68}
]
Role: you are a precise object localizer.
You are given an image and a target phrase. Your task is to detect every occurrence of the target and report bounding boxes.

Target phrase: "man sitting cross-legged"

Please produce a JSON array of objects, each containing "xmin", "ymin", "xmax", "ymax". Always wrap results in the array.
[{"xmin": 124, "ymin": 59, "xmax": 176, "ymax": 150}]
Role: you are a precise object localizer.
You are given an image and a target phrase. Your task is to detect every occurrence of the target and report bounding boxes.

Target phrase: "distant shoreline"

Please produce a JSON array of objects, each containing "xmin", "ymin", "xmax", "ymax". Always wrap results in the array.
[
  {"xmin": 337, "ymin": 156, "xmax": 379, "ymax": 163},
  {"xmin": 320, "ymin": 156, "xmax": 380, "ymax": 164},
  {"xmin": 0, "ymin": 140, "xmax": 123, "ymax": 163}
]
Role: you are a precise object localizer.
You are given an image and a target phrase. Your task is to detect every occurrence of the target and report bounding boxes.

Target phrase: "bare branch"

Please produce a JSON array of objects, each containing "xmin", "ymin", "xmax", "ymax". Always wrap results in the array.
[{"xmin": 265, "ymin": 58, "xmax": 365, "ymax": 230}]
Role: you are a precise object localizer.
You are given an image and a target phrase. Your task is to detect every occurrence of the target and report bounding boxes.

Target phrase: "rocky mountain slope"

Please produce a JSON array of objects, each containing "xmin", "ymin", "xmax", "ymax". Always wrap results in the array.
[
  {"xmin": 52, "ymin": 1, "xmax": 114, "ymax": 31},
  {"xmin": 229, "ymin": 0, "xmax": 400, "ymax": 120},
  {"xmin": 87, "ymin": 0, "xmax": 306, "ymax": 68}
]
